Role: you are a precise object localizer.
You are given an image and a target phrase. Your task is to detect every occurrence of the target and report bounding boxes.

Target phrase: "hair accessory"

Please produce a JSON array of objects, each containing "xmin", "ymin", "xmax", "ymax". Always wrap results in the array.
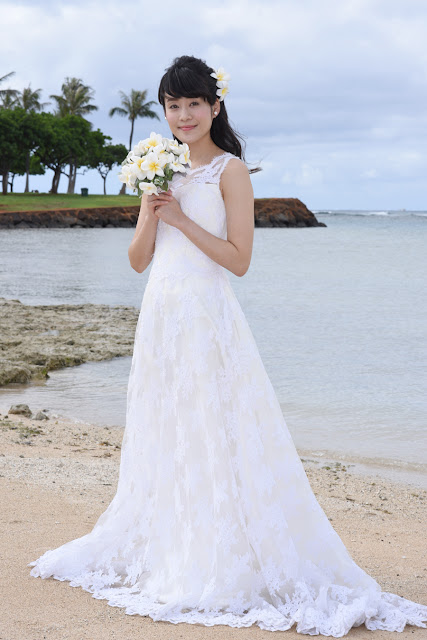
[{"xmin": 210, "ymin": 67, "xmax": 231, "ymax": 102}]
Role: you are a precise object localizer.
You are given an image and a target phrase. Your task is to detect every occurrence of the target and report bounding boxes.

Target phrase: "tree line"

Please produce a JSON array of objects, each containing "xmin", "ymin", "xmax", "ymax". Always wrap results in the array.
[{"xmin": 0, "ymin": 72, "xmax": 160, "ymax": 195}]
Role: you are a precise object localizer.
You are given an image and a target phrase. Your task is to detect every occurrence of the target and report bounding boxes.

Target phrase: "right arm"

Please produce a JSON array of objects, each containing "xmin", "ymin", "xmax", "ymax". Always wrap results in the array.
[{"xmin": 127, "ymin": 190, "xmax": 171, "ymax": 273}]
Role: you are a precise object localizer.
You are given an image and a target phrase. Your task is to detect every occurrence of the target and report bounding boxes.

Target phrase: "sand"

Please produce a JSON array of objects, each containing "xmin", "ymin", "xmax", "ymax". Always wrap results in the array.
[{"xmin": 1, "ymin": 410, "xmax": 426, "ymax": 640}]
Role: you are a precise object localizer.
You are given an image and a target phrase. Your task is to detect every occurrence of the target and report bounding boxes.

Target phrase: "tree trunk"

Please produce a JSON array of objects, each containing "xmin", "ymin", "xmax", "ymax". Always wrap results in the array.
[
  {"xmin": 119, "ymin": 182, "xmax": 126, "ymax": 195},
  {"xmin": 2, "ymin": 171, "xmax": 9, "ymax": 195},
  {"xmin": 103, "ymin": 175, "xmax": 107, "ymax": 195},
  {"xmin": 24, "ymin": 151, "xmax": 30, "ymax": 193},
  {"xmin": 50, "ymin": 166, "xmax": 61, "ymax": 194},
  {"xmin": 71, "ymin": 160, "xmax": 77, "ymax": 193},
  {"xmin": 129, "ymin": 118, "xmax": 135, "ymax": 151},
  {"xmin": 67, "ymin": 162, "xmax": 74, "ymax": 194}
]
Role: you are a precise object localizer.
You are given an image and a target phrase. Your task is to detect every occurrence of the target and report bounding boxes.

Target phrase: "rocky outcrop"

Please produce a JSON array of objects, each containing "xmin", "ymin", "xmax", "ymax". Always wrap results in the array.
[
  {"xmin": 0, "ymin": 297, "xmax": 139, "ymax": 386},
  {"xmin": 0, "ymin": 198, "xmax": 326, "ymax": 228},
  {"xmin": 255, "ymin": 198, "xmax": 326, "ymax": 227},
  {"xmin": 0, "ymin": 207, "xmax": 137, "ymax": 228}
]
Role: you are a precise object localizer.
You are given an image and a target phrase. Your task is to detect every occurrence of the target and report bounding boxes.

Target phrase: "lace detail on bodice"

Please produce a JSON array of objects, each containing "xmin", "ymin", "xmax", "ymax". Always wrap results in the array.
[
  {"xmin": 171, "ymin": 151, "xmax": 235, "ymax": 189},
  {"xmin": 147, "ymin": 152, "xmax": 238, "ymax": 285}
]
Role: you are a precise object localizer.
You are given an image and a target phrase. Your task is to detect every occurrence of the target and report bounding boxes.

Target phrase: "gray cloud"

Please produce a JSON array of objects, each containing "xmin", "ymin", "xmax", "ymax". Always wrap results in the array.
[{"xmin": 1, "ymin": 0, "xmax": 426, "ymax": 209}]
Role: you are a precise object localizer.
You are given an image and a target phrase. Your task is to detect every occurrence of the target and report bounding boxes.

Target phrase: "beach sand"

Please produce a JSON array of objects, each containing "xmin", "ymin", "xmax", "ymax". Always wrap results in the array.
[{"xmin": 1, "ymin": 410, "xmax": 426, "ymax": 640}]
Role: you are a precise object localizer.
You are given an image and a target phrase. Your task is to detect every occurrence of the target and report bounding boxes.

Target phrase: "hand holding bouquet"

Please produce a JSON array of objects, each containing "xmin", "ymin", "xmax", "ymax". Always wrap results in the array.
[{"xmin": 118, "ymin": 132, "xmax": 191, "ymax": 196}]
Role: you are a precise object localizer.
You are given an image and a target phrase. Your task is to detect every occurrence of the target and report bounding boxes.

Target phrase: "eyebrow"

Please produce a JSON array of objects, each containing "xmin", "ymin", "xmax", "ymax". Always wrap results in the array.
[{"xmin": 165, "ymin": 95, "xmax": 201, "ymax": 102}]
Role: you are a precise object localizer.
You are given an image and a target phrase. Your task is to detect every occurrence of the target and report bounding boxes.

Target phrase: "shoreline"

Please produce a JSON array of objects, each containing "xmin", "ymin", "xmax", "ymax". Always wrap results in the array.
[
  {"xmin": 2, "ymin": 400, "xmax": 426, "ymax": 492},
  {"xmin": 1, "ymin": 410, "xmax": 426, "ymax": 639},
  {"xmin": 2, "ymin": 294, "xmax": 425, "ymax": 491},
  {"xmin": 0, "ymin": 197, "xmax": 326, "ymax": 228}
]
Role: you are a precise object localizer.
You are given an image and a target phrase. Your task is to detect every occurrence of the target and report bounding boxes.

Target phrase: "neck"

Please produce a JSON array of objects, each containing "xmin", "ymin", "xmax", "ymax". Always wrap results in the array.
[{"xmin": 185, "ymin": 137, "xmax": 221, "ymax": 167}]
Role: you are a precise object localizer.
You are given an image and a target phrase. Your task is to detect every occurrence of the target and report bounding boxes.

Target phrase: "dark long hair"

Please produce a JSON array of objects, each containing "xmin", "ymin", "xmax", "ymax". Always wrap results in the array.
[{"xmin": 158, "ymin": 55, "xmax": 261, "ymax": 175}]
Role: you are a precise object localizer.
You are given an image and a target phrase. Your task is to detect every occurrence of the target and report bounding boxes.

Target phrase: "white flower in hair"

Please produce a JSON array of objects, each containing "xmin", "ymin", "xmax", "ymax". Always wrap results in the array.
[{"xmin": 210, "ymin": 66, "xmax": 231, "ymax": 101}]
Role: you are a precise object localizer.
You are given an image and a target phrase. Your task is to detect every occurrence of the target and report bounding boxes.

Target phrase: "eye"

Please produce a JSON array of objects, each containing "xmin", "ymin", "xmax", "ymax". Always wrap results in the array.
[{"xmin": 168, "ymin": 100, "xmax": 198, "ymax": 109}]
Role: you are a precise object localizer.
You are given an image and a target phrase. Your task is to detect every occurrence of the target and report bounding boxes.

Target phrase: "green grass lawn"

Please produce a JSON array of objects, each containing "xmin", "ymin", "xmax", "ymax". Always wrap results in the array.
[{"xmin": 0, "ymin": 192, "xmax": 141, "ymax": 212}]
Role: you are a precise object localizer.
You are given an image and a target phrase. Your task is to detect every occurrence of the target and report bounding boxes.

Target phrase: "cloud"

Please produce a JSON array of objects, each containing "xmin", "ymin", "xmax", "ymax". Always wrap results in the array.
[
  {"xmin": 1, "ymin": 0, "xmax": 426, "ymax": 208},
  {"xmin": 281, "ymin": 164, "xmax": 323, "ymax": 187}
]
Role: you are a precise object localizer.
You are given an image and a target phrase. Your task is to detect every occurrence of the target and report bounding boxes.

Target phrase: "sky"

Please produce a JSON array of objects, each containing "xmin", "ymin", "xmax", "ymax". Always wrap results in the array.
[{"xmin": 1, "ymin": 0, "xmax": 426, "ymax": 210}]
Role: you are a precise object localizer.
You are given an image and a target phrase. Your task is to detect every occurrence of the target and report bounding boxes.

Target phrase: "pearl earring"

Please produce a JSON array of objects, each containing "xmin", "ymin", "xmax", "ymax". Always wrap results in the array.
[{"xmin": 214, "ymin": 111, "xmax": 217, "ymax": 115}]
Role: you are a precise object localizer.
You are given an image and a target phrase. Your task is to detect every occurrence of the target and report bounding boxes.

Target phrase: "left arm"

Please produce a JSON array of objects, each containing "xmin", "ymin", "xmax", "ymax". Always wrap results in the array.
[{"xmin": 153, "ymin": 159, "xmax": 254, "ymax": 277}]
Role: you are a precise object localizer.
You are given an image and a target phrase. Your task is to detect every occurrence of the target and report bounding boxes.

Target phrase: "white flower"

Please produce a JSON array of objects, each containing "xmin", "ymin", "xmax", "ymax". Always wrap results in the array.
[
  {"xmin": 143, "ymin": 132, "xmax": 164, "ymax": 151},
  {"xmin": 210, "ymin": 67, "xmax": 231, "ymax": 101},
  {"xmin": 140, "ymin": 151, "xmax": 166, "ymax": 180},
  {"xmin": 139, "ymin": 182, "xmax": 159, "ymax": 195},
  {"xmin": 128, "ymin": 155, "xmax": 149, "ymax": 180},
  {"xmin": 178, "ymin": 146, "xmax": 190, "ymax": 166},
  {"xmin": 169, "ymin": 158, "xmax": 186, "ymax": 173},
  {"xmin": 157, "ymin": 148, "xmax": 173, "ymax": 166},
  {"xmin": 167, "ymin": 139, "xmax": 182, "ymax": 155},
  {"xmin": 210, "ymin": 67, "xmax": 231, "ymax": 84},
  {"xmin": 216, "ymin": 84, "xmax": 229, "ymax": 101},
  {"xmin": 177, "ymin": 142, "xmax": 190, "ymax": 155},
  {"xmin": 118, "ymin": 164, "xmax": 137, "ymax": 188},
  {"xmin": 132, "ymin": 141, "xmax": 147, "ymax": 156}
]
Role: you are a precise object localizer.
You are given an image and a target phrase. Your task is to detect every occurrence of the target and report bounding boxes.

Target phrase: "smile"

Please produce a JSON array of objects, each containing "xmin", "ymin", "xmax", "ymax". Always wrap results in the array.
[{"xmin": 180, "ymin": 126, "xmax": 196, "ymax": 130}]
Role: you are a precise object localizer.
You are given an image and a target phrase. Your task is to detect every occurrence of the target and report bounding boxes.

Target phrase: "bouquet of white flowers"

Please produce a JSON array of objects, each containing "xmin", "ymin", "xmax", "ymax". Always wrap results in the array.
[{"xmin": 118, "ymin": 132, "xmax": 191, "ymax": 196}]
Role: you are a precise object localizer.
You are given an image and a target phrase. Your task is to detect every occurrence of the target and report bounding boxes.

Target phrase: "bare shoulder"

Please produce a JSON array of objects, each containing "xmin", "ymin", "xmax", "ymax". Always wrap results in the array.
[
  {"xmin": 221, "ymin": 156, "xmax": 251, "ymax": 193},
  {"xmin": 223, "ymin": 156, "xmax": 249, "ymax": 176}
]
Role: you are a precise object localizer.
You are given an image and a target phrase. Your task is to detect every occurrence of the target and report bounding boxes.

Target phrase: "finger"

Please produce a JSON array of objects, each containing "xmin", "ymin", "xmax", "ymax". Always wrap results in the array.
[{"xmin": 149, "ymin": 196, "xmax": 166, "ymax": 205}]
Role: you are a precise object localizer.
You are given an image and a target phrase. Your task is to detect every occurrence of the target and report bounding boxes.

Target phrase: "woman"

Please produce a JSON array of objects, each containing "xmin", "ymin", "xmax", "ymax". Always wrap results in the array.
[{"xmin": 29, "ymin": 55, "xmax": 427, "ymax": 636}]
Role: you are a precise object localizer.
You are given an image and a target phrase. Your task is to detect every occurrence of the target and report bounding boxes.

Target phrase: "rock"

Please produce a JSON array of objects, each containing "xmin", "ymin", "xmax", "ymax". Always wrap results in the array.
[
  {"xmin": 254, "ymin": 198, "xmax": 326, "ymax": 227},
  {"xmin": 0, "ymin": 199, "xmax": 326, "ymax": 228},
  {"xmin": 0, "ymin": 207, "xmax": 140, "ymax": 229},
  {"xmin": 9, "ymin": 403, "xmax": 32, "ymax": 417},
  {"xmin": 34, "ymin": 411, "xmax": 49, "ymax": 420},
  {"xmin": 0, "ymin": 360, "xmax": 33, "ymax": 385},
  {"xmin": 0, "ymin": 297, "xmax": 140, "ymax": 387}
]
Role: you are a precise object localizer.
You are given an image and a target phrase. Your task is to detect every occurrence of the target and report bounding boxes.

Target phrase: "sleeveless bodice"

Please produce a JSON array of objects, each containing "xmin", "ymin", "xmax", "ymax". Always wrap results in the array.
[{"xmin": 147, "ymin": 151, "xmax": 237, "ymax": 284}]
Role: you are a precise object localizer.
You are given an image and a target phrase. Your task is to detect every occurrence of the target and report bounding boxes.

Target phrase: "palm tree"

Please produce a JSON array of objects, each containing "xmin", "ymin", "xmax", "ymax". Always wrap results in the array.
[
  {"xmin": 17, "ymin": 84, "xmax": 51, "ymax": 192},
  {"xmin": 49, "ymin": 76, "xmax": 98, "ymax": 117},
  {"xmin": 0, "ymin": 71, "xmax": 20, "ymax": 108},
  {"xmin": 50, "ymin": 77, "xmax": 98, "ymax": 192},
  {"xmin": 110, "ymin": 89, "xmax": 160, "ymax": 193}
]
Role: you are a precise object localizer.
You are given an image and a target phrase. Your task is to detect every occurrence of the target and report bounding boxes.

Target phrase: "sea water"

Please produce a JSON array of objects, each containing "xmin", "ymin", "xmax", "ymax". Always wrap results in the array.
[{"xmin": 0, "ymin": 210, "xmax": 426, "ymax": 484}]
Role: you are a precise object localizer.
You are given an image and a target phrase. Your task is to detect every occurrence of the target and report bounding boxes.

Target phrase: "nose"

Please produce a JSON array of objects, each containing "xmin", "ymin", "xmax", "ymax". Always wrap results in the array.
[{"xmin": 179, "ymin": 106, "xmax": 193, "ymax": 121}]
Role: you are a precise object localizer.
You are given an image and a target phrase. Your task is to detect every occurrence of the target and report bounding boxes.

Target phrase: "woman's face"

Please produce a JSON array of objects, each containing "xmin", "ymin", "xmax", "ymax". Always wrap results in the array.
[{"xmin": 164, "ymin": 94, "xmax": 220, "ymax": 144}]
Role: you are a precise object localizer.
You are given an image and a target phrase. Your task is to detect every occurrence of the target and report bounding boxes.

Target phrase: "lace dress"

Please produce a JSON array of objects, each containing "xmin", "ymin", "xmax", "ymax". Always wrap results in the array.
[{"xmin": 28, "ymin": 152, "xmax": 427, "ymax": 636}]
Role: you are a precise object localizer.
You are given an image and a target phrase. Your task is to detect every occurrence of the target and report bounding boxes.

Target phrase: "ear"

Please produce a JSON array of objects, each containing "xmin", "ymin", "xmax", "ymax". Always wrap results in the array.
[{"xmin": 213, "ymin": 99, "xmax": 221, "ymax": 117}]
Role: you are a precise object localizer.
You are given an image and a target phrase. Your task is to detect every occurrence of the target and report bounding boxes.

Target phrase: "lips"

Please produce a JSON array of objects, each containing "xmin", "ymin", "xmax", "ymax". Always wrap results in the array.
[{"xmin": 180, "ymin": 126, "xmax": 196, "ymax": 130}]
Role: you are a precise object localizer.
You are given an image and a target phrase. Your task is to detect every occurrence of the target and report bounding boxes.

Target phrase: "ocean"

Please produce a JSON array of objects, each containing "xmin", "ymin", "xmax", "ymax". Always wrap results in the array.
[{"xmin": 1, "ymin": 209, "xmax": 426, "ymax": 485}]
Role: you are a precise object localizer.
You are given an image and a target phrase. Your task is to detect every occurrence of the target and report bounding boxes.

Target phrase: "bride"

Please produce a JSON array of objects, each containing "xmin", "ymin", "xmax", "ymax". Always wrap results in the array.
[{"xmin": 28, "ymin": 55, "xmax": 427, "ymax": 636}]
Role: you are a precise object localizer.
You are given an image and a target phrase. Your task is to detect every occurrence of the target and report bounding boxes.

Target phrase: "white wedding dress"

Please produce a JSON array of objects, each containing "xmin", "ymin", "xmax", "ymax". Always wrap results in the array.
[{"xmin": 29, "ymin": 152, "xmax": 427, "ymax": 636}]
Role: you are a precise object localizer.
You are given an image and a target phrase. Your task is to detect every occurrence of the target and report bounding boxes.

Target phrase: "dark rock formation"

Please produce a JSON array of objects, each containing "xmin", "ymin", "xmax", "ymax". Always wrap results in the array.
[
  {"xmin": 0, "ymin": 207, "xmax": 137, "ymax": 229},
  {"xmin": 255, "ymin": 198, "xmax": 326, "ymax": 227},
  {"xmin": 0, "ymin": 199, "xmax": 326, "ymax": 228}
]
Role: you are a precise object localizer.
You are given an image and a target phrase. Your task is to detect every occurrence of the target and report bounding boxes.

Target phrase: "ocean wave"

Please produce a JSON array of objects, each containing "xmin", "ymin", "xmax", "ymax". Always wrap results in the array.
[{"xmin": 314, "ymin": 210, "xmax": 427, "ymax": 218}]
